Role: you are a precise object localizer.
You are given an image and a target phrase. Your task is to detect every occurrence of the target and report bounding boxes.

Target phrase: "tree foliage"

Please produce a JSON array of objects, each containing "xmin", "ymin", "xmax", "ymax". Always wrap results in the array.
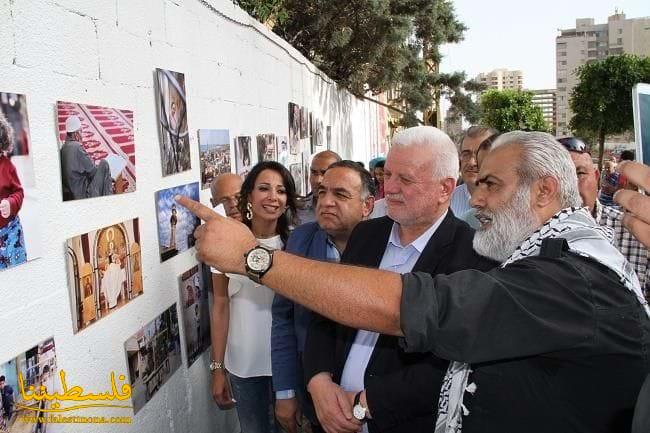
[
  {"xmin": 479, "ymin": 89, "xmax": 548, "ymax": 133},
  {"xmin": 233, "ymin": 0, "xmax": 474, "ymax": 126},
  {"xmin": 569, "ymin": 54, "xmax": 650, "ymax": 168}
]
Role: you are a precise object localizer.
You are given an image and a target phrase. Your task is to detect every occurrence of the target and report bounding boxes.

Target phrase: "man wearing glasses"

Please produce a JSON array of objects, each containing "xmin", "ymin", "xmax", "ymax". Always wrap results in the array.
[
  {"xmin": 559, "ymin": 137, "xmax": 648, "ymax": 299},
  {"xmin": 450, "ymin": 126, "xmax": 498, "ymax": 216}
]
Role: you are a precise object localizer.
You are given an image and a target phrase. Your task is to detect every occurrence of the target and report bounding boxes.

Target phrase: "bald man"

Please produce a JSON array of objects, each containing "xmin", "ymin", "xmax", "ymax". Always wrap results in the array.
[
  {"xmin": 210, "ymin": 173, "xmax": 243, "ymax": 221},
  {"xmin": 298, "ymin": 150, "xmax": 341, "ymax": 224}
]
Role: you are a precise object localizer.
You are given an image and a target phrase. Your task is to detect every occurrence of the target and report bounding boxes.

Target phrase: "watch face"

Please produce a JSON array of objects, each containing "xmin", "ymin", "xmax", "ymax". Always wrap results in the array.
[
  {"xmin": 353, "ymin": 404, "xmax": 365, "ymax": 421},
  {"xmin": 247, "ymin": 248, "xmax": 271, "ymax": 272}
]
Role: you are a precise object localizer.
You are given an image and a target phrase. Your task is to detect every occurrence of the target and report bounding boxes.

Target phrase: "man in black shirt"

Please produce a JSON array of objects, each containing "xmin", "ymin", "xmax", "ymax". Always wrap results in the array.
[{"xmin": 181, "ymin": 130, "xmax": 650, "ymax": 433}]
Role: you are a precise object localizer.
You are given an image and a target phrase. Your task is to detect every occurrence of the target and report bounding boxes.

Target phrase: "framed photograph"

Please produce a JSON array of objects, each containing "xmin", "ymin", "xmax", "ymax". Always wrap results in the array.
[
  {"xmin": 198, "ymin": 129, "xmax": 231, "ymax": 190},
  {"xmin": 155, "ymin": 68, "xmax": 191, "ymax": 176},
  {"xmin": 288, "ymin": 103, "xmax": 300, "ymax": 155},
  {"xmin": 326, "ymin": 125, "xmax": 332, "ymax": 150},
  {"xmin": 234, "ymin": 136, "xmax": 252, "ymax": 178},
  {"xmin": 277, "ymin": 136, "xmax": 288, "ymax": 167},
  {"xmin": 124, "ymin": 304, "xmax": 181, "ymax": 414},
  {"xmin": 65, "ymin": 218, "xmax": 144, "ymax": 333},
  {"xmin": 0, "ymin": 337, "xmax": 58, "ymax": 432},
  {"xmin": 0, "ymin": 92, "xmax": 43, "ymax": 271},
  {"xmin": 56, "ymin": 100, "xmax": 135, "ymax": 201},
  {"xmin": 302, "ymin": 150, "xmax": 311, "ymax": 195},
  {"xmin": 300, "ymin": 106, "xmax": 308, "ymax": 139},
  {"xmin": 290, "ymin": 163, "xmax": 303, "ymax": 196},
  {"xmin": 155, "ymin": 183, "xmax": 200, "ymax": 262},
  {"xmin": 256, "ymin": 133, "xmax": 276, "ymax": 162},
  {"xmin": 179, "ymin": 265, "xmax": 211, "ymax": 367}
]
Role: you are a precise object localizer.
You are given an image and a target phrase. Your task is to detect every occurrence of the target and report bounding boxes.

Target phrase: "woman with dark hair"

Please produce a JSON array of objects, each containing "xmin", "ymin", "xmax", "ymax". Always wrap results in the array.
[
  {"xmin": 212, "ymin": 161, "xmax": 296, "ymax": 433},
  {"xmin": 373, "ymin": 159, "xmax": 385, "ymax": 199}
]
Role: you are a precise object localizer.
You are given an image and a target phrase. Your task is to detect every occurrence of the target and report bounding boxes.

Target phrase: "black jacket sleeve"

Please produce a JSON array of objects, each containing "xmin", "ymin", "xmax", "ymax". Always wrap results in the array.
[
  {"xmin": 400, "ymin": 255, "xmax": 597, "ymax": 363},
  {"xmin": 303, "ymin": 312, "xmax": 338, "ymax": 384}
]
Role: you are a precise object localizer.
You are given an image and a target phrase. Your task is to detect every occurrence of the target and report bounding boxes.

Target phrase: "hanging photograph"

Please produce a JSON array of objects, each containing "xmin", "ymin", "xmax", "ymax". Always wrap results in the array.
[
  {"xmin": 65, "ymin": 218, "xmax": 144, "ymax": 333},
  {"xmin": 0, "ymin": 92, "xmax": 43, "ymax": 271},
  {"xmin": 124, "ymin": 304, "xmax": 181, "ymax": 414},
  {"xmin": 300, "ymin": 106, "xmax": 309, "ymax": 139},
  {"xmin": 288, "ymin": 103, "xmax": 300, "ymax": 155},
  {"xmin": 256, "ymin": 133, "xmax": 276, "ymax": 162},
  {"xmin": 0, "ymin": 337, "xmax": 58, "ymax": 432},
  {"xmin": 56, "ymin": 100, "xmax": 135, "ymax": 201},
  {"xmin": 290, "ymin": 163, "xmax": 303, "ymax": 197},
  {"xmin": 234, "ymin": 136, "xmax": 252, "ymax": 178},
  {"xmin": 302, "ymin": 150, "xmax": 311, "ymax": 195},
  {"xmin": 277, "ymin": 136, "xmax": 289, "ymax": 167},
  {"xmin": 326, "ymin": 126, "xmax": 332, "ymax": 150},
  {"xmin": 155, "ymin": 68, "xmax": 191, "ymax": 176},
  {"xmin": 155, "ymin": 182, "xmax": 200, "ymax": 262},
  {"xmin": 317, "ymin": 119, "xmax": 324, "ymax": 147},
  {"xmin": 178, "ymin": 265, "xmax": 211, "ymax": 367},
  {"xmin": 198, "ymin": 129, "xmax": 231, "ymax": 190}
]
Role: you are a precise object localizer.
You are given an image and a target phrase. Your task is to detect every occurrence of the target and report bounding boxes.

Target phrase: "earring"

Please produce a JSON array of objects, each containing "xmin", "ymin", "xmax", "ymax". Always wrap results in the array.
[{"xmin": 246, "ymin": 202, "xmax": 253, "ymax": 221}]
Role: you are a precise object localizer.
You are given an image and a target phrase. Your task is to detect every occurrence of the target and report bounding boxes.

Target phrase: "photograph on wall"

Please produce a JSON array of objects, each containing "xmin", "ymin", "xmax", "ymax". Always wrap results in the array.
[
  {"xmin": 65, "ymin": 218, "xmax": 144, "ymax": 334},
  {"xmin": 256, "ymin": 133, "xmax": 276, "ymax": 163},
  {"xmin": 0, "ymin": 337, "xmax": 58, "ymax": 432},
  {"xmin": 302, "ymin": 150, "xmax": 311, "ymax": 195},
  {"xmin": 198, "ymin": 129, "xmax": 230, "ymax": 190},
  {"xmin": 290, "ymin": 163, "xmax": 303, "ymax": 197},
  {"xmin": 310, "ymin": 116, "xmax": 323, "ymax": 152},
  {"xmin": 179, "ymin": 265, "xmax": 211, "ymax": 367},
  {"xmin": 288, "ymin": 103, "xmax": 300, "ymax": 155},
  {"xmin": 234, "ymin": 136, "xmax": 252, "ymax": 178},
  {"xmin": 300, "ymin": 106, "xmax": 309, "ymax": 139},
  {"xmin": 56, "ymin": 100, "xmax": 135, "ymax": 201},
  {"xmin": 155, "ymin": 68, "xmax": 191, "ymax": 176},
  {"xmin": 326, "ymin": 126, "xmax": 332, "ymax": 150},
  {"xmin": 155, "ymin": 182, "xmax": 200, "ymax": 262},
  {"xmin": 277, "ymin": 136, "xmax": 288, "ymax": 167},
  {"xmin": 0, "ymin": 92, "xmax": 43, "ymax": 271},
  {"xmin": 125, "ymin": 304, "xmax": 181, "ymax": 415}
]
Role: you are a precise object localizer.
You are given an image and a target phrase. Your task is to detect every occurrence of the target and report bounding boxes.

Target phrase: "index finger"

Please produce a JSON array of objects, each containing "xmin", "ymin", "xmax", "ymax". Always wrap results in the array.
[
  {"xmin": 617, "ymin": 161, "xmax": 650, "ymax": 191},
  {"xmin": 175, "ymin": 195, "xmax": 220, "ymax": 222}
]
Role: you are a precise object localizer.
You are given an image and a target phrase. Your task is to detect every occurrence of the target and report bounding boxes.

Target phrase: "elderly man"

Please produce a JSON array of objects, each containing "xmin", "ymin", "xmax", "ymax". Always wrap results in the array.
[
  {"xmin": 180, "ymin": 130, "xmax": 650, "ymax": 433},
  {"xmin": 449, "ymin": 126, "xmax": 497, "ymax": 216},
  {"xmin": 272, "ymin": 161, "xmax": 375, "ymax": 433},
  {"xmin": 210, "ymin": 173, "xmax": 243, "ymax": 221},
  {"xmin": 60, "ymin": 115, "xmax": 113, "ymax": 200},
  {"xmin": 304, "ymin": 127, "xmax": 496, "ymax": 433},
  {"xmin": 559, "ymin": 137, "xmax": 648, "ymax": 298},
  {"xmin": 297, "ymin": 150, "xmax": 341, "ymax": 224}
]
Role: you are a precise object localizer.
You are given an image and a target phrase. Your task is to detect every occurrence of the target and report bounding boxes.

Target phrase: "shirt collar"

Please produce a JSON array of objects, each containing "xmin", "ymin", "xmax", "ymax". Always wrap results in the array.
[{"xmin": 387, "ymin": 210, "xmax": 448, "ymax": 253}]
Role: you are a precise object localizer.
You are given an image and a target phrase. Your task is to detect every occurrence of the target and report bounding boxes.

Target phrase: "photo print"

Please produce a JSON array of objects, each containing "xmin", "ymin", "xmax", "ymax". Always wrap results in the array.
[
  {"xmin": 178, "ymin": 265, "xmax": 211, "ymax": 367},
  {"xmin": 326, "ymin": 125, "xmax": 332, "ymax": 150},
  {"xmin": 155, "ymin": 182, "xmax": 200, "ymax": 262},
  {"xmin": 0, "ymin": 338, "xmax": 58, "ymax": 432},
  {"xmin": 56, "ymin": 101, "xmax": 135, "ymax": 201},
  {"xmin": 234, "ymin": 136, "xmax": 252, "ymax": 178},
  {"xmin": 300, "ymin": 106, "xmax": 309, "ymax": 139},
  {"xmin": 155, "ymin": 68, "xmax": 191, "ymax": 176},
  {"xmin": 288, "ymin": 103, "xmax": 300, "ymax": 155},
  {"xmin": 290, "ymin": 163, "xmax": 303, "ymax": 197},
  {"xmin": 277, "ymin": 136, "xmax": 289, "ymax": 167},
  {"xmin": 124, "ymin": 304, "xmax": 181, "ymax": 414},
  {"xmin": 198, "ymin": 129, "xmax": 231, "ymax": 190},
  {"xmin": 302, "ymin": 151, "xmax": 311, "ymax": 195},
  {"xmin": 256, "ymin": 133, "xmax": 276, "ymax": 162},
  {"xmin": 65, "ymin": 218, "xmax": 144, "ymax": 333},
  {"xmin": 0, "ymin": 92, "xmax": 43, "ymax": 271}
]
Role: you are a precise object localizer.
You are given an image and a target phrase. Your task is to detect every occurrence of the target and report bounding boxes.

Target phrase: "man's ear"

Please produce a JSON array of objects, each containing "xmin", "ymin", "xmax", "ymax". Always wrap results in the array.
[
  {"xmin": 533, "ymin": 176, "xmax": 560, "ymax": 208},
  {"xmin": 440, "ymin": 178, "xmax": 456, "ymax": 203},
  {"xmin": 362, "ymin": 195, "xmax": 375, "ymax": 218}
]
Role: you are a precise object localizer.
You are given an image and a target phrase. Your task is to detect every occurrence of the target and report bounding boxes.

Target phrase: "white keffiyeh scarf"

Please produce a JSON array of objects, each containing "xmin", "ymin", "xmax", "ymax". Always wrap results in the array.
[{"xmin": 434, "ymin": 207, "xmax": 650, "ymax": 433}]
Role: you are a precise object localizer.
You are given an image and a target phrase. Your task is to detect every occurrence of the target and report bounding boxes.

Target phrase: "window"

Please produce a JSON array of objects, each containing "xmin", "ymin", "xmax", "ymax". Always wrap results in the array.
[
  {"xmin": 618, "ymin": 28, "xmax": 623, "ymax": 34},
  {"xmin": 617, "ymin": 38, "xmax": 623, "ymax": 45},
  {"xmin": 559, "ymin": 51, "xmax": 567, "ymax": 57},
  {"xmin": 558, "ymin": 78, "xmax": 566, "ymax": 83},
  {"xmin": 557, "ymin": 42, "xmax": 567, "ymax": 49},
  {"xmin": 559, "ymin": 60, "xmax": 567, "ymax": 66}
]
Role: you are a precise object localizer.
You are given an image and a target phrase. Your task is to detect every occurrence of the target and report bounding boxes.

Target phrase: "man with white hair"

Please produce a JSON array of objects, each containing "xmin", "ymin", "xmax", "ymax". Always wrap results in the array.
[
  {"xmin": 303, "ymin": 127, "xmax": 496, "ymax": 433},
  {"xmin": 60, "ymin": 115, "xmax": 112, "ymax": 200}
]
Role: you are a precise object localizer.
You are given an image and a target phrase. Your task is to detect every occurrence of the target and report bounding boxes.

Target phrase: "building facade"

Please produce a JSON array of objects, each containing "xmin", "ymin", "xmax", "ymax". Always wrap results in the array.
[
  {"xmin": 556, "ymin": 13, "xmax": 650, "ymax": 136},
  {"xmin": 475, "ymin": 68, "xmax": 524, "ymax": 91},
  {"xmin": 530, "ymin": 89, "xmax": 557, "ymax": 135}
]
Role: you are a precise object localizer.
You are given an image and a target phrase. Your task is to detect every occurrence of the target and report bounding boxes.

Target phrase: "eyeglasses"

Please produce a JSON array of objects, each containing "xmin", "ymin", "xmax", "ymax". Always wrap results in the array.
[{"xmin": 557, "ymin": 137, "xmax": 589, "ymax": 154}]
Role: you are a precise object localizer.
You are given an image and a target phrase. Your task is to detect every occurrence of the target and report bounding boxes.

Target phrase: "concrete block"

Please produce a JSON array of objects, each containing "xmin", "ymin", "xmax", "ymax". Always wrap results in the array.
[
  {"xmin": 52, "ymin": 0, "xmax": 118, "ymax": 21},
  {"xmin": 0, "ymin": 1, "xmax": 14, "ymax": 65},
  {"xmin": 164, "ymin": 0, "xmax": 201, "ymax": 53},
  {"xmin": 97, "ymin": 22, "xmax": 153, "ymax": 87},
  {"xmin": 116, "ymin": 0, "xmax": 165, "ymax": 40}
]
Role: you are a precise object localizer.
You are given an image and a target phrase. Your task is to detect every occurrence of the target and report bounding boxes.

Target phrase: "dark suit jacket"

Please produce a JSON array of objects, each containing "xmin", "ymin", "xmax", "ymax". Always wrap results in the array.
[{"xmin": 303, "ymin": 213, "xmax": 497, "ymax": 433}]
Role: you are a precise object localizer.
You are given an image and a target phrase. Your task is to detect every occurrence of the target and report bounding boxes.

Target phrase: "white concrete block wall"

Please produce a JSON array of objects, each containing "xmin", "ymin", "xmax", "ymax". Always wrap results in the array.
[{"xmin": 0, "ymin": 1, "xmax": 388, "ymax": 432}]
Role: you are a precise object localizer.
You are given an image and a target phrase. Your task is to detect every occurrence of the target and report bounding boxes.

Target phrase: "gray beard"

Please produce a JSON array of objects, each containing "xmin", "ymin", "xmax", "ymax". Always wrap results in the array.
[{"xmin": 473, "ymin": 186, "xmax": 539, "ymax": 262}]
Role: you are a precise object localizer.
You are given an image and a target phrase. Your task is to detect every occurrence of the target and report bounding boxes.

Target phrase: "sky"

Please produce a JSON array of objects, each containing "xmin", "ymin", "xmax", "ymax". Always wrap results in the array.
[{"xmin": 439, "ymin": 0, "xmax": 650, "ymax": 90}]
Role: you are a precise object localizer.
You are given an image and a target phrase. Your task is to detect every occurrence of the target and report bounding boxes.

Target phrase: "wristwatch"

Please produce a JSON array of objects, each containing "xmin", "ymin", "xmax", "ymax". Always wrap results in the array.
[
  {"xmin": 353, "ymin": 391, "xmax": 369, "ymax": 423},
  {"xmin": 244, "ymin": 244, "xmax": 274, "ymax": 283},
  {"xmin": 209, "ymin": 360, "xmax": 224, "ymax": 373}
]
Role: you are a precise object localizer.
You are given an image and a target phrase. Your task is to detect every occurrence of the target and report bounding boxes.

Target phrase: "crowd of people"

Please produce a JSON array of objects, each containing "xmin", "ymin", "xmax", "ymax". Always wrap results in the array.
[{"xmin": 197, "ymin": 127, "xmax": 650, "ymax": 433}]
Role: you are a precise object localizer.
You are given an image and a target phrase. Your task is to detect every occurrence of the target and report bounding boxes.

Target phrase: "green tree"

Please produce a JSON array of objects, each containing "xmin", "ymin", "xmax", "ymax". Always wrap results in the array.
[
  {"xmin": 233, "ymin": 0, "xmax": 471, "ymax": 126},
  {"xmin": 479, "ymin": 89, "xmax": 548, "ymax": 133},
  {"xmin": 569, "ymin": 54, "xmax": 650, "ymax": 169}
]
